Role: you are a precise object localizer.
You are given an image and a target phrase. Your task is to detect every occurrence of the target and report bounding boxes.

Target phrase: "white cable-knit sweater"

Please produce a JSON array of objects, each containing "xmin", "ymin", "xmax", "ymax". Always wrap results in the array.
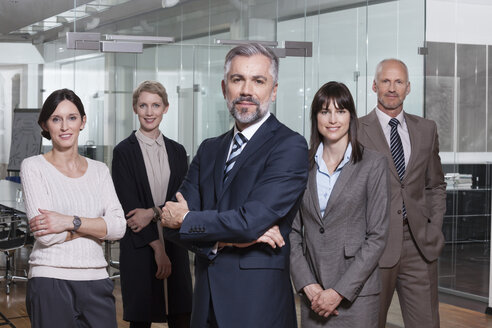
[{"xmin": 20, "ymin": 155, "xmax": 126, "ymax": 281}]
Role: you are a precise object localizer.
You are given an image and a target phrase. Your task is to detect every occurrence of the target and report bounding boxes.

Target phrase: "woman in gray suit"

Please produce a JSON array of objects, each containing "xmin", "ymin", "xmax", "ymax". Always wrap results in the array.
[{"xmin": 290, "ymin": 81, "xmax": 390, "ymax": 327}]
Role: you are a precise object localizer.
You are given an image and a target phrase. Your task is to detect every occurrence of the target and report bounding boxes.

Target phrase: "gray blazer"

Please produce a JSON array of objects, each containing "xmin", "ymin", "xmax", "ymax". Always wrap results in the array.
[
  {"xmin": 358, "ymin": 109, "xmax": 446, "ymax": 267},
  {"xmin": 290, "ymin": 147, "xmax": 390, "ymax": 307}
]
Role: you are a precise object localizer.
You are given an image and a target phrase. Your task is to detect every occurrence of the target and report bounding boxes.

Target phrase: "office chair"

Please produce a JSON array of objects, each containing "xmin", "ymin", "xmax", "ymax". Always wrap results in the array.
[
  {"xmin": 105, "ymin": 240, "xmax": 120, "ymax": 280},
  {"xmin": 0, "ymin": 212, "xmax": 32, "ymax": 294}
]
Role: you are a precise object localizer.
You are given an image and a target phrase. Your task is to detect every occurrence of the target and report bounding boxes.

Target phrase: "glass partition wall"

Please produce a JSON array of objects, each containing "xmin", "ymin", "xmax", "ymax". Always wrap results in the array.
[
  {"xmin": 35, "ymin": 0, "xmax": 425, "ymax": 162},
  {"xmin": 6, "ymin": 0, "xmax": 492, "ymax": 315},
  {"xmin": 427, "ymin": 40, "xmax": 492, "ymax": 302},
  {"xmin": 15, "ymin": 0, "xmax": 491, "ymax": 317},
  {"xmin": 425, "ymin": 0, "xmax": 492, "ymax": 305}
]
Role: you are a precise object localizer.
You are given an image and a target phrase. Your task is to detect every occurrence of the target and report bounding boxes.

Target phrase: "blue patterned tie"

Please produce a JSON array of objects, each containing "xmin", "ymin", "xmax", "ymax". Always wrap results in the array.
[
  {"xmin": 223, "ymin": 132, "xmax": 248, "ymax": 182},
  {"xmin": 389, "ymin": 118, "xmax": 407, "ymax": 219}
]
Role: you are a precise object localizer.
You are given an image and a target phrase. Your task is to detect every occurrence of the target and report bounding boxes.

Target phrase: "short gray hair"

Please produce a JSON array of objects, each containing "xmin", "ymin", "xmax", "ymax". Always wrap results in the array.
[
  {"xmin": 224, "ymin": 43, "xmax": 279, "ymax": 85},
  {"xmin": 374, "ymin": 58, "xmax": 409, "ymax": 82}
]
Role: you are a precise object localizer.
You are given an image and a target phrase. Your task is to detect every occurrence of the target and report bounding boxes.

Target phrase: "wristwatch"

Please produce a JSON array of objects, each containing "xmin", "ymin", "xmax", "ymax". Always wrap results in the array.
[
  {"xmin": 73, "ymin": 215, "xmax": 82, "ymax": 232},
  {"xmin": 151, "ymin": 207, "xmax": 161, "ymax": 223}
]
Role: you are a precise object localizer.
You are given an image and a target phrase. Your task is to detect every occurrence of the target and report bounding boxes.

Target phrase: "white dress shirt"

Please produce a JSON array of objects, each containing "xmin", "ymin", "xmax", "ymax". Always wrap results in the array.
[
  {"xmin": 375, "ymin": 107, "xmax": 411, "ymax": 168},
  {"xmin": 227, "ymin": 112, "xmax": 271, "ymax": 157}
]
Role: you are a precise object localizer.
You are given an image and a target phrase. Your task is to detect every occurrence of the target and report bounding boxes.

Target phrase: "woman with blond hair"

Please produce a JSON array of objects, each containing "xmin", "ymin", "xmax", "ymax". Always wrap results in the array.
[{"xmin": 112, "ymin": 81, "xmax": 192, "ymax": 328}]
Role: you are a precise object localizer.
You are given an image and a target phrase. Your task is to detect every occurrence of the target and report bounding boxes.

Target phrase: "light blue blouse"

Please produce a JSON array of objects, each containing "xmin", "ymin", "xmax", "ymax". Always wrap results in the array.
[{"xmin": 315, "ymin": 142, "xmax": 352, "ymax": 217}]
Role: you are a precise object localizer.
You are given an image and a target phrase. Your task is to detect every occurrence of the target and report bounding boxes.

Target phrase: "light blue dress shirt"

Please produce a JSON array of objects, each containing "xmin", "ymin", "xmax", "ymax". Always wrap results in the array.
[{"xmin": 315, "ymin": 142, "xmax": 352, "ymax": 217}]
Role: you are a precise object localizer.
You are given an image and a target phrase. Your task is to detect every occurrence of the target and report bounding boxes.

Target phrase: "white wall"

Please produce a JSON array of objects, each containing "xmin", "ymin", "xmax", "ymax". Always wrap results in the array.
[
  {"xmin": 427, "ymin": 0, "xmax": 492, "ymax": 44},
  {"xmin": 0, "ymin": 43, "xmax": 44, "ymax": 64}
]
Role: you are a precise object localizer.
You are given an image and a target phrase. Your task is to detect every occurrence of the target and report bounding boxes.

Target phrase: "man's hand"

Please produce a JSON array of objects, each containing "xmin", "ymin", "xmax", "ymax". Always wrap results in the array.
[
  {"xmin": 256, "ymin": 225, "xmax": 285, "ymax": 248},
  {"xmin": 311, "ymin": 288, "xmax": 343, "ymax": 317},
  {"xmin": 218, "ymin": 225, "xmax": 285, "ymax": 249},
  {"xmin": 161, "ymin": 192, "xmax": 189, "ymax": 229},
  {"xmin": 126, "ymin": 208, "xmax": 154, "ymax": 233}
]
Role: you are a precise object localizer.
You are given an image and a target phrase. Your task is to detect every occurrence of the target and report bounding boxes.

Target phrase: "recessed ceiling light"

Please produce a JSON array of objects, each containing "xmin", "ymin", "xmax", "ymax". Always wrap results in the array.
[{"xmin": 162, "ymin": 0, "xmax": 179, "ymax": 8}]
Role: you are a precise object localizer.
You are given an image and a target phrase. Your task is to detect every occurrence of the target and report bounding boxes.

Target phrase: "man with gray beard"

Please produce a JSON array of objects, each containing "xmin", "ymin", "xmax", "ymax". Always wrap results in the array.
[{"xmin": 161, "ymin": 43, "xmax": 308, "ymax": 328}]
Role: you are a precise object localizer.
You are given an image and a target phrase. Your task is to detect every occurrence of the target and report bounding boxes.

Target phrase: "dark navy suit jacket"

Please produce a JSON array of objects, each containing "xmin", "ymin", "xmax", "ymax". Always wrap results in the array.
[{"xmin": 165, "ymin": 114, "xmax": 308, "ymax": 328}]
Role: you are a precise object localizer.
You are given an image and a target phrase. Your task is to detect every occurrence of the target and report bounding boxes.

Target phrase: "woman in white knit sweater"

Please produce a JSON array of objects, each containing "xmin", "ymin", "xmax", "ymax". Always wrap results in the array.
[{"xmin": 20, "ymin": 88, "xmax": 126, "ymax": 328}]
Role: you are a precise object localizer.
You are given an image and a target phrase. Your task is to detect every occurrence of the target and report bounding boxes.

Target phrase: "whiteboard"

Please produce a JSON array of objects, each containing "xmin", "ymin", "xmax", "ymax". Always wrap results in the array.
[{"xmin": 8, "ymin": 108, "xmax": 42, "ymax": 172}]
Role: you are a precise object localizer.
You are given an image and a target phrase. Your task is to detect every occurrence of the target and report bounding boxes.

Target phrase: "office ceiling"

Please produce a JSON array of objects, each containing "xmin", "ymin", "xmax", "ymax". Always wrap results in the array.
[
  {"xmin": 0, "ymin": 0, "xmax": 91, "ymax": 35},
  {"xmin": 0, "ymin": 0, "xmax": 166, "ymax": 43},
  {"xmin": 0, "ymin": 0, "xmax": 380, "ymax": 44}
]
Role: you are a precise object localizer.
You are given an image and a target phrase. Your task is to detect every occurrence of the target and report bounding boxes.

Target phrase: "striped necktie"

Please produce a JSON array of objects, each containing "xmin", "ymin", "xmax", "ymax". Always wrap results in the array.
[
  {"xmin": 223, "ymin": 132, "xmax": 248, "ymax": 182},
  {"xmin": 389, "ymin": 118, "xmax": 407, "ymax": 218}
]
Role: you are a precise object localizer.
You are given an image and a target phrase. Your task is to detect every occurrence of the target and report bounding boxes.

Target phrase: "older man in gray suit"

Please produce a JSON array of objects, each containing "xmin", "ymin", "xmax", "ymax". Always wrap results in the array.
[{"xmin": 358, "ymin": 59, "xmax": 447, "ymax": 328}]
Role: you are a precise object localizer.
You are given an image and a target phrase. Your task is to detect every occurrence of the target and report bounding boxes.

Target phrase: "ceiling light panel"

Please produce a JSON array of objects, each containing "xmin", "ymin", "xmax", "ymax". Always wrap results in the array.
[{"xmin": 8, "ymin": 0, "xmax": 133, "ymax": 38}]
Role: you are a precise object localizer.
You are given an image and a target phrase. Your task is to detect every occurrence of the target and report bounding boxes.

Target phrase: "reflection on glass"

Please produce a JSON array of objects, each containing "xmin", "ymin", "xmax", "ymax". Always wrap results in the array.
[
  {"xmin": 457, "ymin": 44, "xmax": 486, "ymax": 152},
  {"xmin": 440, "ymin": 164, "xmax": 490, "ymax": 299},
  {"xmin": 425, "ymin": 42, "xmax": 455, "ymax": 153},
  {"xmin": 427, "ymin": 42, "xmax": 492, "ymax": 301}
]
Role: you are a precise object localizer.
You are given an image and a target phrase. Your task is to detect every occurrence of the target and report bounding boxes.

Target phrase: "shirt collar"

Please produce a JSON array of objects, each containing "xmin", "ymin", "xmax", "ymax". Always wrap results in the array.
[
  {"xmin": 314, "ymin": 142, "xmax": 352, "ymax": 175},
  {"xmin": 375, "ymin": 107, "xmax": 405, "ymax": 128},
  {"xmin": 233, "ymin": 112, "xmax": 271, "ymax": 141},
  {"xmin": 136, "ymin": 129, "xmax": 164, "ymax": 146}
]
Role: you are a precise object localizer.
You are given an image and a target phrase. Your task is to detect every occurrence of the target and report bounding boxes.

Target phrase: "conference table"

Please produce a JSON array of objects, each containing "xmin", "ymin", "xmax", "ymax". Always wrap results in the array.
[{"xmin": 0, "ymin": 180, "xmax": 26, "ymax": 240}]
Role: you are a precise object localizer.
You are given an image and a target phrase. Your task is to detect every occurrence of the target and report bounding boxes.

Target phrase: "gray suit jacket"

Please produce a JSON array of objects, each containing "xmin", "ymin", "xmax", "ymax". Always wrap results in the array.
[
  {"xmin": 290, "ymin": 148, "xmax": 390, "ymax": 306},
  {"xmin": 358, "ymin": 109, "xmax": 446, "ymax": 267}
]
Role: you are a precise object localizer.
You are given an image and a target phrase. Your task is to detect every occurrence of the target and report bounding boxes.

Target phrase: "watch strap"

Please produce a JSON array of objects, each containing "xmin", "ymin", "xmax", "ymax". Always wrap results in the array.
[{"xmin": 152, "ymin": 207, "xmax": 161, "ymax": 223}]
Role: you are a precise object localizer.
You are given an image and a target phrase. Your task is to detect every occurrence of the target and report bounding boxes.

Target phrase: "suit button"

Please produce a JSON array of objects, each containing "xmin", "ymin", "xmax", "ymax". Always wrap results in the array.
[
  {"xmin": 319, "ymin": 227, "xmax": 325, "ymax": 234},
  {"xmin": 397, "ymin": 210, "xmax": 402, "ymax": 214},
  {"xmin": 401, "ymin": 184, "xmax": 405, "ymax": 189}
]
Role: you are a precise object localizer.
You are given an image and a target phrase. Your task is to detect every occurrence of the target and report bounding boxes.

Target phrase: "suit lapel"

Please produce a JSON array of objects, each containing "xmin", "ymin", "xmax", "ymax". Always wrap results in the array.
[
  {"xmin": 220, "ymin": 115, "xmax": 278, "ymax": 198},
  {"xmin": 307, "ymin": 167, "xmax": 323, "ymax": 225},
  {"xmin": 361, "ymin": 109, "xmax": 399, "ymax": 181},
  {"xmin": 322, "ymin": 160, "xmax": 357, "ymax": 220},
  {"xmin": 214, "ymin": 129, "xmax": 234, "ymax": 200},
  {"xmin": 403, "ymin": 113, "xmax": 419, "ymax": 181},
  {"xmin": 164, "ymin": 136, "xmax": 178, "ymax": 201}
]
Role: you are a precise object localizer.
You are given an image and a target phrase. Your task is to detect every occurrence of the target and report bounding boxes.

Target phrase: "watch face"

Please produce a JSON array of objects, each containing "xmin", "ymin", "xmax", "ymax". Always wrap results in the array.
[{"xmin": 73, "ymin": 216, "xmax": 82, "ymax": 231}]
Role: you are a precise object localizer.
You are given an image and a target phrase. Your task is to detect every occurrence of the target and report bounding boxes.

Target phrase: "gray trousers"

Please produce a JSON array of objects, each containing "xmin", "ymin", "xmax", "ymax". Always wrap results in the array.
[
  {"xmin": 378, "ymin": 224, "xmax": 440, "ymax": 328},
  {"xmin": 26, "ymin": 277, "xmax": 117, "ymax": 328}
]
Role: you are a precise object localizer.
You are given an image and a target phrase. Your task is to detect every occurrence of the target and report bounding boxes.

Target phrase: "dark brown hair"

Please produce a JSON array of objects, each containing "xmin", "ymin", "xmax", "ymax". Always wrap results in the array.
[
  {"xmin": 308, "ymin": 81, "xmax": 363, "ymax": 168},
  {"xmin": 38, "ymin": 89, "xmax": 85, "ymax": 140}
]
